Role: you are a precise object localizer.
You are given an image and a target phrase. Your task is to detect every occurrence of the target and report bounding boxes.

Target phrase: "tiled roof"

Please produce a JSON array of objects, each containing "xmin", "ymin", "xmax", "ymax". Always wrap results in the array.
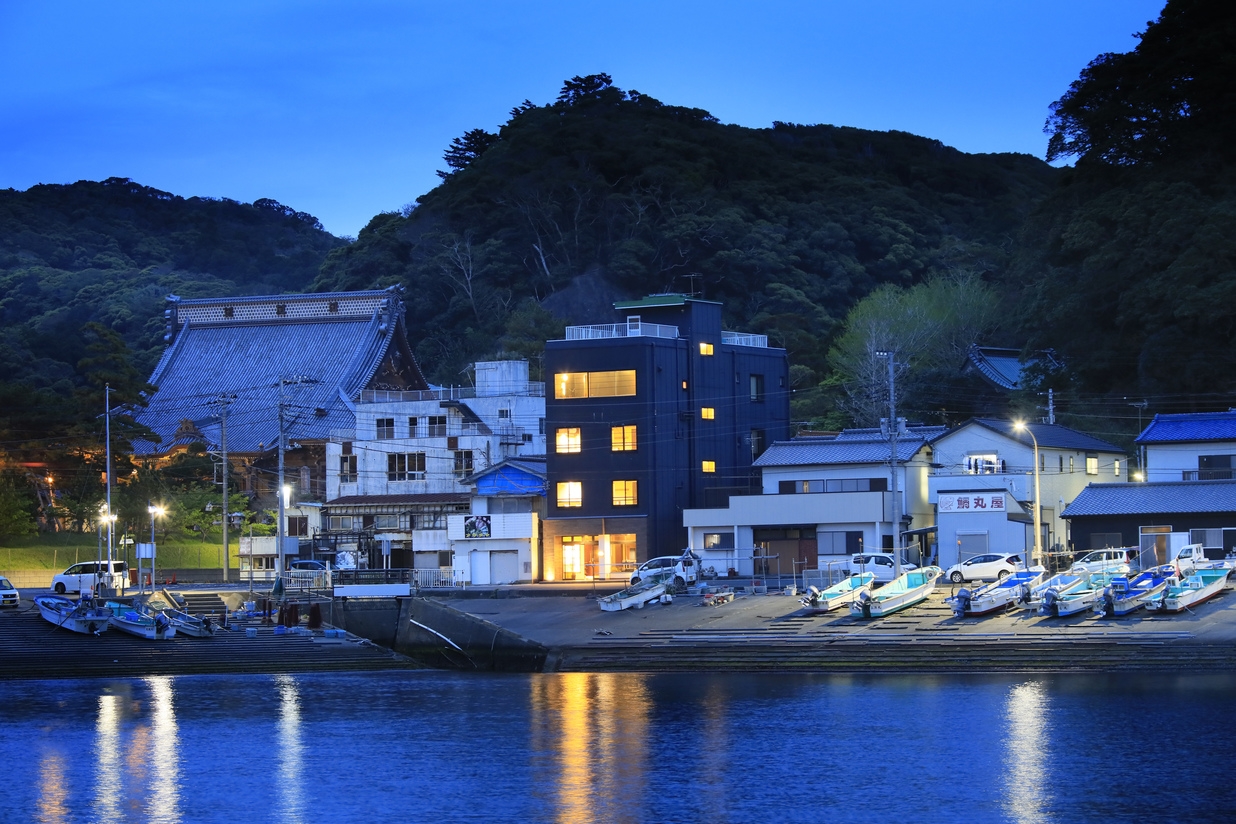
[
  {"xmin": 1135, "ymin": 411, "xmax": 1236, "ymax": 444},
  {"xmin": 754, "ymin": 427, "xmax": 943, "ymax": 467},
  {"xmin": 941, "ymin": 419, "xmax": 1124, "ymax": 454},
  {"xmin": 1062, "ymin": 480, "xmax": 1236, "ymax": 517},
  {"xmin": 326, "ymin": 493, "xmax": 470, "ymax": 506},
  {"xmin": 132, "ymin": 288, "xmax": 426, "ymax": 456},
  {"xmin": 962, "ymin": 345, "xmax": 1060, "ymax": 391}
]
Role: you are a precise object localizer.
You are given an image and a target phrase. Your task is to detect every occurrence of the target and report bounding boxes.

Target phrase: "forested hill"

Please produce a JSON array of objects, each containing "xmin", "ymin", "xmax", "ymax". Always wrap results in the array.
[
  {"xmin": 312, "ymin": 75, "xmax": 1059, "ymax": 386},
  {"xmin": 0, "ymin": 178, "xmax": 345, "ymax": 443}
]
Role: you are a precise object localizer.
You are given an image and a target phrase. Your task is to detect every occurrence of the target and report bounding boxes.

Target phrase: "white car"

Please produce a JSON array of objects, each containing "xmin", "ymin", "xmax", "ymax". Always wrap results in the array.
[
  {"xmin": 0, "ymin": 575, "xmax": 18, "ymax": 608},
  {"xmin": 50, "ymin": 561, "xmax": 128, "ymax": 595},
  {"xmin": 1068, "ymin": 548, "xmax": 1132, "ymax": 576},
  {"xmin": 848, "ymin": 553, "xmax": 917, "ymax": 583},
  {"xmin": 629, "ymin": 552, "xmax": 701, "ymax": 587},
  {"xmin": 945, "ymin": 553, "xmax": 1024, "ymax": 583}
]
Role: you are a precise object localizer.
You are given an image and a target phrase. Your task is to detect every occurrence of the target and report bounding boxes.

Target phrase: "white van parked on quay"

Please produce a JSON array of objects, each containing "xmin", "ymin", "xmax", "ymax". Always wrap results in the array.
[{"xmin": 50, "ymin": 561, "xmax": 128, "ymax": 595}]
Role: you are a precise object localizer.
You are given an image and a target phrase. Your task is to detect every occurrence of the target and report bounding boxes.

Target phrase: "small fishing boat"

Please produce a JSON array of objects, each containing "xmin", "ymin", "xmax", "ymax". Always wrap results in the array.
[
  {"xmin": 106, "ymin": 601, "xmax": 177, "ymax": 640},
  {"xmin": 1021, "ymin": 572, "xmax": 1089, "ymax": 613},
  {"xmin": 946, "ymin": 569, "xmax": 1045, "ymax": 618},
  {"xmin": 849, "ymin": 566, "xmax": 942, "ymax": 619},
  {"xmin": 598, "ymin": 570, "xmax": 675, "ymax": 612},
  {"xmin": 800, "ymin": 572, "xmax": 875, "ymax": 614},
  {"xmin": 1041, "ymin": 573, "xmax": 1122, "ymax": 617},
  {"xmin": 33, "ymin": 594, "xmax": 113, "ymax": 635},
  {"xmin": 1094, "ymin": 571, "xmax": 1169, "ymax": 617},
  {"xmin": 162, "ymin": 607, "xmax": 217, "ymax": 637},
  {"xmin": 1146, "ymin": 568, "xmax": 1231, "ymax": 614}
]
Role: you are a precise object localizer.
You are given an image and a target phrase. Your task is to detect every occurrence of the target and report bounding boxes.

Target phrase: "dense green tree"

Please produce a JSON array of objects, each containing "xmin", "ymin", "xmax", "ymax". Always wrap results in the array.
[{"xmin": 0, "ymin": 471, "xmax": 38, "ymax": 541}]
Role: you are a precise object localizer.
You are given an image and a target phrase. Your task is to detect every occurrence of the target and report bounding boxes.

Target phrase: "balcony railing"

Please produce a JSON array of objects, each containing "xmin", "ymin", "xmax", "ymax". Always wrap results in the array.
[
  {"xmin": 721, "ymin": 331, "xmax": 769, "ymax": 348},
  {"xmin": 359, "ymin": 384, "xmax": 544, "ymax": 403},
  {"xmin": 565, "ymin": 321, "xmax": 679, "ymax": 340},
  {"xmin": 1183, "ymin": 470, "xmax": 1234, "ymax": 481}
]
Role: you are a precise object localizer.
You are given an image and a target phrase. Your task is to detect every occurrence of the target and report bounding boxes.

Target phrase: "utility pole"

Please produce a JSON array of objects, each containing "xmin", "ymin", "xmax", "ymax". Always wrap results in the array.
[
  {"xmin": 876, "ymin": 351, "xmax": 901, "ymax": 577},
  {"xmin": 215, "ymin": 395, "xmax": 236, "ymax": 583},
  {"xmin": 105, "ymin": 384, "xmax": 114, "ymax": 592},
  {"xmin": 278, "ymin": 380, "xmax": 287, "ymax": 580}
]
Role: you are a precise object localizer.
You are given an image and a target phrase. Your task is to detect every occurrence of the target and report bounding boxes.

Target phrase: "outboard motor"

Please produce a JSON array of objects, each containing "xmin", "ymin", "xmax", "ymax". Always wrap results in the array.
[
  {"xmin": 951, "ymin": 587, "xmax": 972, "ymax": 618},
  {"xmin": 154, "ymin": 611, "xmax": 171, "ymax": 635},
  {"xmin": 1041, "ymin": 588, "xmax": 1059, "ymax": 617},
  {"xmin": 1018, "ymin": 583, "xmax": 1032, "ymax": 605},
  {"xmin": 1097, "ymin": 586, "xmax": 1115, "ymax": 618},
  {"xmin": 857, "ymin": 590, "xmax": 872, "ymax": 619}
]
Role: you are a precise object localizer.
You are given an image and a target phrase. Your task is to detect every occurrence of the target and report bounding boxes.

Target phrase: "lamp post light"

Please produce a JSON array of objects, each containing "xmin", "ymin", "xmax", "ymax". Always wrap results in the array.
[
  {"xmin": 875, "ymin": 349, "xmax": 902, "ymax": 577},
  {"xmin": 147, "ymin": 503, "xmax": 164, "ymax": 594},
  {"xmin": 1014, "ymin": 421, "xmax": 1042, "ymax": 567}
]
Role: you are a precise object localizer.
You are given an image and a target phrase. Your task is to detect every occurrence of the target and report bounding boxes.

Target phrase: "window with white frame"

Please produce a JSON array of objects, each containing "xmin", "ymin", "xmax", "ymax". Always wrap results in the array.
[
  {"xmin": 427, "ymin": 415, "xmax": 447, "ymax": 437},
  {"xmin": 376, "ymin": 418, "xmax": 395, "ymax": 439},
  {"xmin": 388, "ymin": 452, "xmax": 426, "ymax": 481},
  {"xmin": 453, "ymin": 450, "xmax": 473, "ymax": 476}
]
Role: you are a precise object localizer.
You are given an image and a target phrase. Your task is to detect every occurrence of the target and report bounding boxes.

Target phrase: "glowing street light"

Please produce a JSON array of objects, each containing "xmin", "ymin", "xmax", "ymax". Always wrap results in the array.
[
  {"xmin": 1013, "ymin": 421, "xmax": 1042, "ymax": 566},
  {"xmin": 148, "ymin": 503, "xmax": 165, "ymax": 594}
]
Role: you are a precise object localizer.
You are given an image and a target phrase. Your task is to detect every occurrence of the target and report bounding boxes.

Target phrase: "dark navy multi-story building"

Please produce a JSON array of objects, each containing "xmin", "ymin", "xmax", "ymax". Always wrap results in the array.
[{"xmin": 542, "ymin": 295, "xmax": 790, "ymax": 582}]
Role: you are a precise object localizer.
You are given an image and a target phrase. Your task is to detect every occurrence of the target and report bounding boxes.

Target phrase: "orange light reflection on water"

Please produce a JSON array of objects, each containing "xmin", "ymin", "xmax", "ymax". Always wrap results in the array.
[{"xmin": 531, "ymin": 673, "xmax": 652, "ymax": 824}]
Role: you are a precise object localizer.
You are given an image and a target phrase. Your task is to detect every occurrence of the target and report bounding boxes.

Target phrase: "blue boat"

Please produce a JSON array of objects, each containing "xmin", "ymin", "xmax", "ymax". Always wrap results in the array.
[
  {"xmin": 946, "ymin": 569, "xmax": 1044, "ymax": 618},
  {"xmin": 800, "ymin": 572, "xmax": 875, "ymax": 614},
  {"xmin": 1094, "ymin": 571, "xmax": 1169, "ymax": 617},
  {"xmin": 850, "ymin": 567, "xmax": 942, "ymax": 619}
]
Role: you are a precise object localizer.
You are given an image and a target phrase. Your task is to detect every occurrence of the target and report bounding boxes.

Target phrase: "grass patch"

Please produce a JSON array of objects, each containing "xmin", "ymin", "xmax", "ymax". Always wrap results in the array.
[{"xmin": 0, "ymin": 532, "xmax": 238, "ymax": 571}]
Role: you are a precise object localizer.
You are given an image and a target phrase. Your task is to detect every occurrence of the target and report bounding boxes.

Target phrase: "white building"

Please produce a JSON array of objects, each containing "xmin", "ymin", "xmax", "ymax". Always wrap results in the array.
[
  {"xmin": 1135, "ymin": 410, "xmax": 1236, "ymax": 483},
  {"xmin": 683, "ymin": 426, "xmax": 944, "ymax": 578},
  {"xmin": 447, "ymin": 457, "xmax": 546, "ymax": 585},
  {"xmin": 321, "ymin": 360, "xmax": 546, "ymax": 574},
  {"xmin": 928, "ymin": 418, "xmax": 1126, "ymax": 569}
]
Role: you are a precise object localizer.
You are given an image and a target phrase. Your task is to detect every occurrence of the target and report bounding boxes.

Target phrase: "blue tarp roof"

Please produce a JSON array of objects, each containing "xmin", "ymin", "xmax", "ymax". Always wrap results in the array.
[
  {"xmin": 1135, "ymin": 411, "xmax": 1236, "ymax": 444},
  {"xmin": 1062, "ymin": 480, "xmax": 1236, "ymax": 517}
]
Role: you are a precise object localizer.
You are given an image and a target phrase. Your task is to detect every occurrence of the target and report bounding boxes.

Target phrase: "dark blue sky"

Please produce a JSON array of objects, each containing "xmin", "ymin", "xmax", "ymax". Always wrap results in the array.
[{"xmin": 1, "ymin": 1, "xmax": 1165, "ymax": 237}]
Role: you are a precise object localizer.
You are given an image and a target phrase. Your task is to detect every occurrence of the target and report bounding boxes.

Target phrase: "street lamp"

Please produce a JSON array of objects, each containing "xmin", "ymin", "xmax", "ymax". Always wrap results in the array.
[
  {"xmin": 1013, "ymin": 421, "xmax": 1042, "ymax": 567},
  {"xmin": 147, "ymin": 503, "xmax": 164, "ymax": 594},
  {"xmin": 875, "ymin": 349, "xmax": 901, "ymax": 577}
]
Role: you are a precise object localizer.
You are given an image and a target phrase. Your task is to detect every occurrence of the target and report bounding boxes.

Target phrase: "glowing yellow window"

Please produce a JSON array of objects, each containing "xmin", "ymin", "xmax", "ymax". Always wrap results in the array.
[
  {"xmin": 700, "ymin": 407, "xmax": 715, "ymax": 420},
  {"xmin": 554, "ymin": 372, "xmax": 588, "ymax": 399},
  {"xmin": 556, "ymin": 481, "xmax": 582, "ymax": 508},
  {"xmin": 612, "ymin": 480, "xmax": 638, "ymax": 506},
  {"xmin": 611, "ymin": 425, "xmax": 637, "ymax": 451},
  {"xmin": 701, "ymin": 460, "xmax": 716, "ymax": 473},
  {"xmin": 699, "ymin": 342, "xmax": 714, "ymax": 356},
  {"xmin": 555, "ymin": 427, "xmax": 581, "ymax": 454}
]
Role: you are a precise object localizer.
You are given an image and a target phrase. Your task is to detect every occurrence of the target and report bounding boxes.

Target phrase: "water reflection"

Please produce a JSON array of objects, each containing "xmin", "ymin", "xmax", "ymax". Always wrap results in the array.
[
  {"xmin": 531, "ymin": 673, "xmax": 651, "ymax": 824},
  {"xmin": 36, "ymin": 751, "xmax": 67, "ymax": 824},
  {"xmin": 275, "ymin": 674, "xmax": 305, "ymax": 822},
  {"xmin": 95, "ymin": 692, "xmax": 123, "ymax": 823},
  {"xmin": 1002, "ymin": 680, "xmax": 1052, "ymax": 823},
  {"xmin": 145, "ymin": 676, "xmax": 182, "ymax": 823}
]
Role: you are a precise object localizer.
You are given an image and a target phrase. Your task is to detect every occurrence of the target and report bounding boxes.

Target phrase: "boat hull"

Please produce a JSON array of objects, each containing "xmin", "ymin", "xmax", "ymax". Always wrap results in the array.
[
  {"xmin": 598, "ymin": 572, "xmax": 673, "ymax": 612},
  {"xmin": 1149, "ymin": 569, "xmax": 1231, "ymax": 614},
  {"xmin": 948, "ymin": 571, "xmax": 1044, "ymax": 617},
  {"xmin": 165, "ymin": 608, "xmax": 216, "ymax": 637},
  {"xmin": 33, "ymin": 595, "xmax": 112, "ymax": 635},
  {"xmin": 800, "ymin": 573, "xmax": 874, "ymax": 614},
  {"xmin": 850, "ymin": 567, "xmax": 942, "ymax": 619},
  {"xmin": 1095, "ymin": 574, "xmax": 1169, "ymax": 617}
]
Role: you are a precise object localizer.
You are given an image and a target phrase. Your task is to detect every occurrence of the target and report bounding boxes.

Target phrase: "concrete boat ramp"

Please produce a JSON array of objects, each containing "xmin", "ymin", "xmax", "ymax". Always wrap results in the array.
[{"xmin": 438, "ymin": 584, "xmax": 1236, "ymax": 673}]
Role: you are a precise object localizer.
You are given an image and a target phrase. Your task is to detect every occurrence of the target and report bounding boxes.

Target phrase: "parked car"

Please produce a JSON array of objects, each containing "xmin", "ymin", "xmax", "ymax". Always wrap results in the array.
[
  {"xmin": 0, "ymin": 575, "xmax": 18, "ymax": 607},
  {"xmin": 848, "ymin": 553, "xmax": 917, "ymax": 583},
  {"xmin": 1068, "ymin": 548, "xmax": 1133, "ymax": 576},
  {"xmin": 945, "ymin": 553, "xmax": 1024, "ymax": 583},
  {"xmin": 289, "ymin": 559, "xmax": 329, "ymax": 572},
  {"xmin": 50, "ymin": 561, "xmax": 128, "ymax": 595},
  {"xmin": 629, "ymin": 551, "xmax": 701, "ymax": 588}
]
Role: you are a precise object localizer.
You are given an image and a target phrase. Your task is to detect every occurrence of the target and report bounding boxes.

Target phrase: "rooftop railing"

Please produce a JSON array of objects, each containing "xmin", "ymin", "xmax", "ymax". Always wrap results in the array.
[
  {"xmin": 721, "ymin": 331, "xmax": 769, "ymax": 348},
  {"xmin": 360, "ymin": 383, "xmax": 544, "ymax": 403},
  {"xmin": 565, "ymin": 321, "xmax": 679, "ymax": 340}
]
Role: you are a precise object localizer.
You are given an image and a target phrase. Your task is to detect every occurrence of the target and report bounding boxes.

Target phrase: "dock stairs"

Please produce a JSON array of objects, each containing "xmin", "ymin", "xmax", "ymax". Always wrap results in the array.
[{"xmin": 176, "ymin": 591, "xmax": 229, "ymax": 619}]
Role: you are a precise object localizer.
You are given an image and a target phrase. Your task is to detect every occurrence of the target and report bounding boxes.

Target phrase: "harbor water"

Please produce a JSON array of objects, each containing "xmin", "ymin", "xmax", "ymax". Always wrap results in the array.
[{"xmin": 10, "ymin": 670, "xmax": 1236, "ymax": 824}]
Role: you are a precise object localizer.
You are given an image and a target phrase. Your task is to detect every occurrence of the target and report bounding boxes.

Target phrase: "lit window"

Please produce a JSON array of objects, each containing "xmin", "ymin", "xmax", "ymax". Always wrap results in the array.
[
  {"xmin": 1086, "ymin": 455, "xmax": 1098, "ymax": 475},
  {"xmin": 702, "ymin": 460, "xmax": 716, "ymax": 473},
  {"xmin": 700, "ymin": 407, "xmax": 715, "ymax": 420},
  {"xmin": 555, "ymin": 372, "xmax": 588, "ymax": 399},
  {"xmin": 1069, "ymin": 456, "xmax": 1075, "ymax": 473},
  {"xmin": 556, "ymin": 427, "xmax": 581, "ymax": 454},
  {"xmin": 699, "ymin": 342, "xmax": 714, "ymax": 356},
  {"xmin": 554, "ymin": 370, "xmax": 636, "ymax": 399},
  {"xmin": 611, "ymin": 425, "xmax": 636, "ymax": 452},
  {"xmin": 1114, "ymin": 460, "xmax": 1121, "ymax": 477},
  {"xmin": 557, "ymin": 481, "xmax": 582, "ymax": 508},
  {"xmin": 612, "ymin": 480, "xmax": 638, "ymax": 506}
]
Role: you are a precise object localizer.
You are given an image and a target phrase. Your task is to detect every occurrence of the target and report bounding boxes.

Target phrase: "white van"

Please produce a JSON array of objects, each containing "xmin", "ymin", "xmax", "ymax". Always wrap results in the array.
[{"xmin": 51, "ymin": 561, "xmax": 128, "ymax": 595}]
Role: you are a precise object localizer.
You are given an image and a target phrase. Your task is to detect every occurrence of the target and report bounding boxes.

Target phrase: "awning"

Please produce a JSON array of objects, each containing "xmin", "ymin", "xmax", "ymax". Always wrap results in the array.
[{"xmin": 901, "ymin": 526, "xmax": 938, "ymax": 537}]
